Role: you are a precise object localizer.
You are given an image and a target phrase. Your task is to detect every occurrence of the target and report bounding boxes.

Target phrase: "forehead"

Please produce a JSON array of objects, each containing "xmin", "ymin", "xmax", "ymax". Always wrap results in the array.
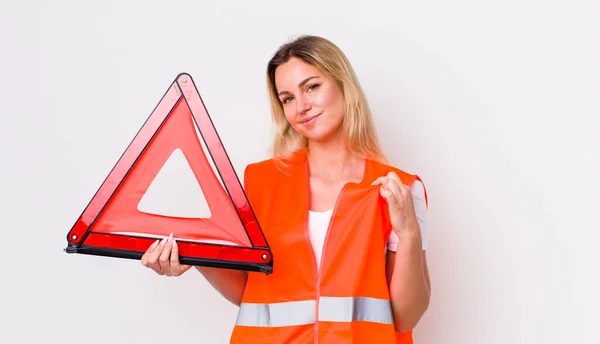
[{"xmin": 274, "ymin": 57, "xmax": 324, "ymax": 91}]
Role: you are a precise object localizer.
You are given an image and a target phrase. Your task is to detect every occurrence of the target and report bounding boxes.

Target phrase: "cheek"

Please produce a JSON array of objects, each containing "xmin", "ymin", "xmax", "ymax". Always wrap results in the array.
[
  {"xmin": 315, "ymin": 86, "xmax": 344, "ymax": 117},
  {"xmin": 283, "ymin": 106, "xmax": 295, "ymax": 124}
]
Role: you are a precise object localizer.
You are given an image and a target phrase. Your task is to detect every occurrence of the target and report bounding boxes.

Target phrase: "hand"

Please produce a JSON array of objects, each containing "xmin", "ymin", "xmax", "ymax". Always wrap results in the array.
[
  {"xmin": 372, "ymin": 172, "xmax": 420, "ymax": 236},
  {"xmin": 141, "ymin": 233, "xmax": 191, "ymax": 277}
]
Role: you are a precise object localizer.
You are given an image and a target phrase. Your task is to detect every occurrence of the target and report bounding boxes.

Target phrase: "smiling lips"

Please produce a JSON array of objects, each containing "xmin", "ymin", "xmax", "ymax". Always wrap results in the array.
[{"xmin": 301, "ymin": 113, "xmax": 321, "ymax": 125}]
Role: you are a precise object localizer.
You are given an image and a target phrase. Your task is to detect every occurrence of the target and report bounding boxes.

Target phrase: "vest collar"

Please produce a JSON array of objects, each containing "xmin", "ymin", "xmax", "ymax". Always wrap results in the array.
[{"xmin": 284, "ymin": 148, "xmax": 377, "ymax": 189}]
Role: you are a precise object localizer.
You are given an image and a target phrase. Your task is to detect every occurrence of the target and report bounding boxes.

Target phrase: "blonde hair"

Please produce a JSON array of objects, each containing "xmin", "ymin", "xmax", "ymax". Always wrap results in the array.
[{"xmin": 266, "ymin": 35, "xmax": 388, "ymax": 165}]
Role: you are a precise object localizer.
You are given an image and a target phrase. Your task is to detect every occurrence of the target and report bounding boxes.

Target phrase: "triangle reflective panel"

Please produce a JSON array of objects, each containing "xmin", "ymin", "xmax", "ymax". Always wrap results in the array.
[{"xmin": 65, "ymin": 73, "xmax": 273, "ymax": 274}]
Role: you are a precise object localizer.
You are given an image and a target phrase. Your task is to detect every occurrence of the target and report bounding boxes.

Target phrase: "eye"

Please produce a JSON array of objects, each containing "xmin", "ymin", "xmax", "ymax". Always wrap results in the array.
[
  {"xmin": 282, "ymin": 96, "xmax": 294, "ymax": 104},
  {"xmin": 307, "ymin": 83, "xmax": 320, "ymax": 92}
]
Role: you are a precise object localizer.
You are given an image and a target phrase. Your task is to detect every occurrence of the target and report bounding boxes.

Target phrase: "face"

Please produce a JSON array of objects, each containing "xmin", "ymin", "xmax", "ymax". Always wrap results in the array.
[{"xmin": 274, "ymin": 57, "xmax": 346, "ymax": 143}]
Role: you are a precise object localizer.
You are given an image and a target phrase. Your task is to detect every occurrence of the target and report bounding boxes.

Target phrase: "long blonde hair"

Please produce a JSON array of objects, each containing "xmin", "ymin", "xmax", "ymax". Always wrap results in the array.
[{"xmin": 266, "ymin": 35, "xmax": 388, "ymax": 165}]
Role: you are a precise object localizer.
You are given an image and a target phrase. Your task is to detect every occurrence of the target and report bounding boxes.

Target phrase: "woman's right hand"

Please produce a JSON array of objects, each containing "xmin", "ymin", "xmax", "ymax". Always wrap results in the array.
[{"xmin": 141, "ymin": 233, "xmax": 191, "ymax": 277}]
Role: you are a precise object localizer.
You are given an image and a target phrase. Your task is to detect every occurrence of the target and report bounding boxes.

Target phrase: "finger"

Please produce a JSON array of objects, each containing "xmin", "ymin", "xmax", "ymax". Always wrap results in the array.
[
  {"xmin": 171, "ymin": 239, "xmax": 191, "ymax": 276},
  {"xmin": 386, "ymin": 172, "xmax": 408, "ymax": 192},
  {"xmin": 170, "ymin": 237, "xmax": 181, "ymax": 270},
  {"xmin": 381, "ymin": 189, "xmax": 397, "ymax": 207},
  {"xmin": 141, "ymin": 240, "xmax": 159, "ymax": 267},
  {"xmin": 380, "ymin": 187, "xmax": 394, "ymax": 201},
  {"xmin": 386, "ymin": 171, "xmax": 402, "ymax": 183},
  {"xmin": 380, "ymin": 180, "xmax": 404, "ymax": 209},
  {"xmin": 159, "ymin": 233, "xmax": 174, "ymax": 276},
  {"xmin": 385, "ymin": 178, "xmax": 404, "ymax": 198},
  {"xmin": 148, "ymin": 236, "xmax": 169, "ymax": 274}
]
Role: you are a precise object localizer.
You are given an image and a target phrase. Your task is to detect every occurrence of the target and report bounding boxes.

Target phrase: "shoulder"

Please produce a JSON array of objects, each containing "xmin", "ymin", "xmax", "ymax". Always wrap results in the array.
[
  {"xmin": 244, "ymin": 158, "xmax": 278, "ymax": 178},
  {"xmin": 369, "ymin": 159, "xmax": 420, "ymax": 186},
  {"xmin": 245, "ymin": 150, "xmax": 307, "ymax": 183},
  {"xmin": 243, "ymin": 156, "xmax": 294, "ymax": 190},
  {"xmin": 242, "ymin": 156, "xmax": 302, "ymax": 213},
  {"xmin": 369, "ymin": 159, "xmax": 428, "ymax": 205},
  {"xmin": 243, "ymin": 158, "xmax": 278, "ymax": 190}
]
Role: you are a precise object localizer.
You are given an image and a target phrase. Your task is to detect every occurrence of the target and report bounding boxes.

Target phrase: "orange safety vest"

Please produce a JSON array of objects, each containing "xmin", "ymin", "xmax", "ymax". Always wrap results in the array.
[{"xmin": 230, "ymin": 150, "xmax": 425, "ymax": 344}]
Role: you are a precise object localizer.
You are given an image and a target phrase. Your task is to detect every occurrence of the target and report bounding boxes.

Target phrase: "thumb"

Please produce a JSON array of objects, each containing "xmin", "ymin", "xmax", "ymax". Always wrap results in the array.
[{"xmin": 371, "ymin": 176, "xmax": 387, "ymax": 186}]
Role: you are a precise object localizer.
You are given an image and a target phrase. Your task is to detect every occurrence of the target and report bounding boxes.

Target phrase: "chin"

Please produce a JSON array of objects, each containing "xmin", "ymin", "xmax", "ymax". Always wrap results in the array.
[
  {"xmin": 293, "ymin": 120, "xmax": 342, "ymax": 143},
  {"xmin": 303, "ymin": 130, "xmax": 337, "ymax": 143}
]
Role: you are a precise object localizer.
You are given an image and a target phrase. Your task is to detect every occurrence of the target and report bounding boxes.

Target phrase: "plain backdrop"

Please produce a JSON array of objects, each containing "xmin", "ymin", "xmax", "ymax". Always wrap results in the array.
[{"xmin": 1, "ymin": 1, "xmax": 599, "ymax": 343}]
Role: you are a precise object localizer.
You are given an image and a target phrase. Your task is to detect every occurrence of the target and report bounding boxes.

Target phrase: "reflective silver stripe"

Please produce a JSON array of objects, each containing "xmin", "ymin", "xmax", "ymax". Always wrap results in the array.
[
  {"xmin": 236, "ymin": 300, "xmax": 315, "ymax": 327},
  {"xmin": 236, "ymin": 297, "xmax": 392, "ymax": 327},
  {"xmin": 319, "ymin": 296, "xmax": 393, "ymax": 324}
]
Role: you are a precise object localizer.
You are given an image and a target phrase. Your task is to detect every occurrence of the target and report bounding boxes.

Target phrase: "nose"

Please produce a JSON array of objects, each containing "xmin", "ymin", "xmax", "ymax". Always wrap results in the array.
[{"xmin": 296, "ymin": 94, "xmax": 311, "ymax": 115}]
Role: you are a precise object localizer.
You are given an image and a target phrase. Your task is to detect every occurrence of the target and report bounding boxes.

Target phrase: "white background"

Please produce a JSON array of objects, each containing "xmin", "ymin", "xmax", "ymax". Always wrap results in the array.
[{"xmin": 1, "ymin": 0, "xmax": 599, "ymax": 343}]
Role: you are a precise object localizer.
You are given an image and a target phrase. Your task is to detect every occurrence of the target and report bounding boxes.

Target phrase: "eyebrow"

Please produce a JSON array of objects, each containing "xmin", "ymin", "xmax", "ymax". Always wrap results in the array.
[{"xmin": 278, "ymin": 76, "xmax": 320, "ymax": 96}]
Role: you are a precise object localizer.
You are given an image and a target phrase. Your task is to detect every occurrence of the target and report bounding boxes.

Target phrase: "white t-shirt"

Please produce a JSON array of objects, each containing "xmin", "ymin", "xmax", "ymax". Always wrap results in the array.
[{"xmin": 308, "ymin": 181, "xmax": 428, "ymax": 267}]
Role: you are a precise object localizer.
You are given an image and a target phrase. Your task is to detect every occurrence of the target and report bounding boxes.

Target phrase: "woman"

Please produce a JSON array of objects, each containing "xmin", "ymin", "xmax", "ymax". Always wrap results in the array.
[{"xmin": 141, "ymin": 35, "xmax": 431, "ymax": 343}]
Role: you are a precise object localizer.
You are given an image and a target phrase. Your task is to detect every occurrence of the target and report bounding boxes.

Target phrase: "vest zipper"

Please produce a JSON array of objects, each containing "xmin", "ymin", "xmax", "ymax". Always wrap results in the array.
[
  {"xmin": 305, "ymin": 183, "xmax": 349, "ymax": 344},
  {"xmin": 303, "ymin": 180, "xmax": 320, "ymax": 344},
  {"xmin": 305, "ymin": 158, "xmax": 368, "ymax": 343}
]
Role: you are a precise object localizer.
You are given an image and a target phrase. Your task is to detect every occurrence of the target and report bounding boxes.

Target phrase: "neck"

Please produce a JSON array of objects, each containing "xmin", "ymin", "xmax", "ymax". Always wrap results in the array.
[{"xmin": 306, "ymin": 134, "xmax": 360, "ymax": 180}]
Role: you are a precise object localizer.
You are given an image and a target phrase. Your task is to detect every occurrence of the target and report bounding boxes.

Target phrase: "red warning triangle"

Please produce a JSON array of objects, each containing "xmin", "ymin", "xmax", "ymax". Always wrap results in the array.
[{"xmin": 65, "ymin": 73, "xmax": 272, "ymax": 274}]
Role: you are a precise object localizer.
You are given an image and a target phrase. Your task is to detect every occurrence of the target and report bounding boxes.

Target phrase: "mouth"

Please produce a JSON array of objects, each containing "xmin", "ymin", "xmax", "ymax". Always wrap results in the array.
[{"xmin": 301, "ymin": 113, "xmax": 322, "ymax": 125}]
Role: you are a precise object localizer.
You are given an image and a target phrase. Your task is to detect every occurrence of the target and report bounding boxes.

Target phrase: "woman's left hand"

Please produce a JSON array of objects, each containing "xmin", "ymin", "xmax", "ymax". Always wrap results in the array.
[{"xmin": 372, "ymin": 172, "xmax": 420, "ymax": 237}]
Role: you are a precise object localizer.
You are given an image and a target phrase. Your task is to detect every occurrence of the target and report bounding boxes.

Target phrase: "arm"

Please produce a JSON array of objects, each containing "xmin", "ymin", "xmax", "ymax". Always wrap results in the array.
[
  {"xmin": 195, "ymin": 267, "xmax": 248, "ymax": 306},
  {"xmin": 197, "ymin": 163, "xmax": 259, "ymax": 306},
  {"xmin": 386, "ymin": 178, "xmax": 431, "ymax": 332},
  {"xmin": 386, "ymin": 244, "xmax": 431, "ymax": 333},
  {"xmin": 373, "ymin": 173, "xmax": 431, "ymax": 333}
]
